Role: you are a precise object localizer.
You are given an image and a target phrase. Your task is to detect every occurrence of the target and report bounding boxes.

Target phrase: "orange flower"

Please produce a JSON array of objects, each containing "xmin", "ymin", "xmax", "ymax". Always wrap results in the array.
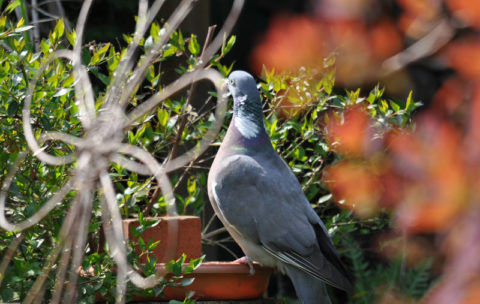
[
  {"xmin": 396, "ymin": 0, "xmax": 441, "ymax": 39},
  {"xmin": 445, "ymin": 38, "xmax": 480, "ymax": 79},
  {"xmin": 252, "ymin": 16, "xmax": 403, "ymax": 85},
  {"xmin": 446, "ymin": 0, "xmax": 480, "ymax": 30},
  {"xmin": 431, "ymin": 77, "xmax": 466, "ymax": 116},
  {"xmin": 397, "ymin": 0, "xmax": 441, "ymax": 19},
  {"xmin": 324, "ymin": 161, "xmax": 380, "ymax": 217},
  {"xmin": 326, "ymin": 106, "xmax": 370, "ymax": 156},
  {"xmin": 462, "ymin": 279, "xmax": 480, "ymax": 304},
  {"xmin": 467, "ymin": 82, "xmax": 480, "ymax": 148},
  {"xmin": 327, "ymin": 20, "xmax": 375, "ymax": 85},
  {"xmin": 388, "ymin": 118, "xmax": 468, "ymax": 232},
  {"xmin": 369, "ymin": 19, "xmax": 403, "ymax": 60},
  {"xmin": 250, "ymin": 16, "xmax": 325, "ymax": 73}
]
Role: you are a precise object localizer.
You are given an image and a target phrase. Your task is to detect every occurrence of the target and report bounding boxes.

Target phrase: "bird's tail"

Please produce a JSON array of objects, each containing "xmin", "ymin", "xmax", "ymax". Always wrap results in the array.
[{"xmin": 285, "ymin": 265, "xmax": 332, "ymax": 304}]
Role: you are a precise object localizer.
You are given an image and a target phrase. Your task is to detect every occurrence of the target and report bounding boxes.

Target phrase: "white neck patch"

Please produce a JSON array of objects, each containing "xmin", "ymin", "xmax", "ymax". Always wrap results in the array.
[{"xmin": 235, "ymin": 116, "xmax": 260, "ymax": 139}]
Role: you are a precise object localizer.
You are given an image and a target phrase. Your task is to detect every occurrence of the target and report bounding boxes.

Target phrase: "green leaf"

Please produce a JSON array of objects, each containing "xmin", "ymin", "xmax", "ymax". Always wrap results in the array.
[
  {"xmin": 150, "ymin": 22, "xmax": 160, "ymax": 39},
  {"xmin": 157, "ymin": 108, "xmax": 169, "ymax": 127},
  {"xmin": 405, "ymin": 90, "xmax": 413, "ymax": 110},
  {"xmin": 170, "ymin": 30, "xmax": 185, "ymax": 51},
  {"xmin": 6, "ymin": 0, "xmax": 21, "ymax": 13},
  {"xmin": 367, "ymin": 92, "xmax": 376, "ymax": 104},
  {"xmin": 90, "ymin": 43, "xmax": 110, "ymax": 65},
  {"xmin": 183, "ymin": 255, "xmax": 204, "ymax": 274},
  {"xmin": 53, "ymin": 88, "xmax": 72, "ymax": 97},
  {"xmin": 180, "ymin": 278, "xmax": 195, "ymax": 286},
  {"xmin": 7, "ymin": 100, "xmax": 19, "ymax": 117},
  {"xmin": 389, "ymin": 100, "xmax": 400, "ymax": 112},
  {"xmin": 90, "ymin": 67, "xmax": 110, "ymax": 86},
  {"xmin": 53, "ymin": 19, "xmax": 65, "ymax": 40},
  {"xmin": 138, "ymin": 237, "xmax": 146, "ymax": 252},
  {"xmin": 293, "ymin": 146, "xmax": 308, "ymax": 161},
  {"xmin": 66, "ymin": 29, "xmax": 76, "ymax": 46},
  {"xmin": 40, "ymin": 39, "xmax": 50, "ymax": 54},
  {"xmin": 178, "ymin": 31, "xmax": 184, "ymax": 50},
  {"xmin": 14, "ymin": 25, "xmax": 34, "ymax": 33},
  {"xmin": 322, "ymin": 70, "xmax": 335, "ymax": 95},
  {"xmin": 148, "ymin": 240, "xmax": 161, "ymax": 250},
  {"xmin": 318, "ymin": 193, "xmax": 332, "ymax": 204},
  {"xmin": 188, "ymin": 34, "xmax": 200, "ymax": 56},
  {"xmin": 379, "ymin": 99, "xmax": 389, "ymax": 113},
  {"xmin": 222, "ymin": 35, "xmax": 236, "ymax": 56},
  {"xmin": 16, "ymin": 16, "xmax": 24, "ymax": 28},
  {"xmin": 0, "ymin": 16, "xmax": 7, "ymax": 31}
]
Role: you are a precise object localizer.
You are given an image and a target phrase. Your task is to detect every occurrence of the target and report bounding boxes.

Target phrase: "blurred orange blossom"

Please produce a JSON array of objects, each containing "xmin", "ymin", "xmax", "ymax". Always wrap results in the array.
[
  {"xmin": 251, "ymin": 15, "xmax": 403, "ymax": 85},
  {"xmin": 251, "ymin": 1, "xmax": 480, "ymax": 302}
]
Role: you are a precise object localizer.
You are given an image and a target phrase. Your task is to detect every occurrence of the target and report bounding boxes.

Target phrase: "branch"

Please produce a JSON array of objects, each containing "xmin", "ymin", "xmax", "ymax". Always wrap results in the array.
[{"xmin": 381, "ymin": 18, "xmax": 456, "ymax": 76}]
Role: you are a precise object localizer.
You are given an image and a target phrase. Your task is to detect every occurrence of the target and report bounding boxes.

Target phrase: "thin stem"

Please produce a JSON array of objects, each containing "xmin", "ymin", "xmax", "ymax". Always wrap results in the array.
[
  {"xmin": 49, "ymin": 238, "xmax": 73, "ymax": 304},
  {"xmin": 0, "ymin": 233, "xmax": 24, "ymax": 287},
  {"xmin": 23, "ymin": 200, "xmax": 80, "ymax": 304},
  {"xmin": 64, "ymin": 185, "xmax": 93, "ymax": 303},
  {"xmin": 202, "ymin": 227, "xmax": 227, "ymax": 240}
]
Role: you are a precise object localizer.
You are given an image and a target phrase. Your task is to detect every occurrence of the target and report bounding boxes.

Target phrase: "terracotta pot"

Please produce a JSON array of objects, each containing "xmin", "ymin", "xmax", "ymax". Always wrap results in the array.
[
  {"xmin": 121, "ymin": 216, "xmax": 273, "ymax": 301},
  {"xmin": 122, "ymin": 216, "xmax": 202, "ymax": 263},
  {"xmin": 134, "ymin": 261, "xmax": 272, "ymax": 301}
]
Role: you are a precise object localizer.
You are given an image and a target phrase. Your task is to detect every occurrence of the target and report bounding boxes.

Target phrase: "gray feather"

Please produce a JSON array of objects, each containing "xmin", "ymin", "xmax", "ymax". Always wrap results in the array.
[{"xmin": 285, "ymin": 264, "xmax": 332, "ymax": 304}]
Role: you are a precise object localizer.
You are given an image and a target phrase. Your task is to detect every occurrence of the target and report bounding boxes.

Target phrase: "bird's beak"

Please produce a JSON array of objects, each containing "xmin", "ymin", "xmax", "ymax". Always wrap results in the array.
[
  {"xmin": 221, "ymin": 79, "xmax": 231, "ymax": 98},
  {"xmin": 221, "ymin": 78, "xmax": 228, "ymax": 90}
]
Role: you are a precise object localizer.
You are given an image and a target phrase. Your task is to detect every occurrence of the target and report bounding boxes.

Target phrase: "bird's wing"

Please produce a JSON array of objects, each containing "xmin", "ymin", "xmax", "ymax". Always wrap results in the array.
[{"xmin": 211, "ymin": 154, "xmax": 352, "ymax": 292}]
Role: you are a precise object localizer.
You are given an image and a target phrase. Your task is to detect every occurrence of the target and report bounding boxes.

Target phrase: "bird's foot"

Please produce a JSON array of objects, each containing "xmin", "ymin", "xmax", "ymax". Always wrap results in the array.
[{"xmin": 234, "ymin": 256, "xmax": 256, "ymax": 276}]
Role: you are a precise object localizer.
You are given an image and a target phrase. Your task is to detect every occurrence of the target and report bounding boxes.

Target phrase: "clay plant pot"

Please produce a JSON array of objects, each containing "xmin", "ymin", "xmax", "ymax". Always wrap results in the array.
[
  {"xmin": 122, "ymin": 215, "xmax": 272, "ymax": 301},
  {"xmin": 122, "ymin": 215, "xmax": 202, "ymax": 263}
]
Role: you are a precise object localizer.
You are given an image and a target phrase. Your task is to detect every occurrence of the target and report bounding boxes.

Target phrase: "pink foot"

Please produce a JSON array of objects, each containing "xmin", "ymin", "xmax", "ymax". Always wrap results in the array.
[{"xmin": 234, "ymin": 256, "xmax": 256, "ymax": 276}]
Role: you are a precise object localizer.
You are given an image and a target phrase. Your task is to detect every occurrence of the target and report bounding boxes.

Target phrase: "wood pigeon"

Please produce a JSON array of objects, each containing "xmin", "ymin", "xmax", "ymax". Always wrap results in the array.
[{"xmin": 207, "ymin": 70, "xmax": 352, "ymax": 303}]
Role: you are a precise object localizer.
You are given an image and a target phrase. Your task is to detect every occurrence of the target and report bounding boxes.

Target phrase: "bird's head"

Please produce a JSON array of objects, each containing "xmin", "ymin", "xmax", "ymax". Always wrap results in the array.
[
  {"xmin": 225, "ymin": 70, "xmax": 265, "ymax": 139},
  {"xmin": 226, "ymin": 70, "xmax": 262, "ymax": 107}
]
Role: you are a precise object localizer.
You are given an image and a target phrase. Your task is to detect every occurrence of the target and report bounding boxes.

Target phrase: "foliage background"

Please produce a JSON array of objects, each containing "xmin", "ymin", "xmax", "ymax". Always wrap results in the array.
[{"xmin": 2, "ymin": 0, "xmax": 479, "ymax": 303}]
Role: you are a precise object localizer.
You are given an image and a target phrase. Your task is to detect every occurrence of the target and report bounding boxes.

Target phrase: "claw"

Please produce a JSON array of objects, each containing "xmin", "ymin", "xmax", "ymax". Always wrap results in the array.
[{"xmin": 234, "ymin": 256, "xmax": 256, "ymax": 276}]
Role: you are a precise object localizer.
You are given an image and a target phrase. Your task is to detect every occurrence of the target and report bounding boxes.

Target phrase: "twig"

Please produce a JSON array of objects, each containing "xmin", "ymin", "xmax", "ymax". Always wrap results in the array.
[
  {"xmin": 202, "ymin": 227, "xmax": 227, "ymax": 240},
  {"xmin": 202, "ymin": 211, "xmax": 218, "ymax": 235},
  {"xmin": 50, "ymin": 238, "xmax": 73, "ymax": 304},
  {"xmin": 203, "ymin": 239, "xmax": 238, "ymax": 259}
]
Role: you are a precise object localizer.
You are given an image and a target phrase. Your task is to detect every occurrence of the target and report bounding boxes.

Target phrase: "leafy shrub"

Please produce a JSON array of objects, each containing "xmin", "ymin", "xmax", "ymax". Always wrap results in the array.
[{"xmin": 0, "ymin": 2, "xmax": 233, "ymax": 301}]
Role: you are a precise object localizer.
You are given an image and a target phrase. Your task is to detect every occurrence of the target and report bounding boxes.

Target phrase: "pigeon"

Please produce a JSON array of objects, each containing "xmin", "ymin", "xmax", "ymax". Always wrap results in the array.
[{"xmin": 207, "ymin": 70, "xmax": 352, "ymax": 303}]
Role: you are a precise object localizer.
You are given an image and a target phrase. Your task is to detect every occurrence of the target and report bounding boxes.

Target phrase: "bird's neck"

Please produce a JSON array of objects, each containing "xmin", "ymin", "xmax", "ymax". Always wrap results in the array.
[{"xmin": 233, "ymin": 100, "xmax": 265, "ymax": 140}]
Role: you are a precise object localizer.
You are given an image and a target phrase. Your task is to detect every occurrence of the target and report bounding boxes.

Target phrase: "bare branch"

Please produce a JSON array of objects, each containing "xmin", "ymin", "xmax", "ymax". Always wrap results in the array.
[{"xmin": 381, "ymin": 18, "xmax": 456, "ymax": 76}]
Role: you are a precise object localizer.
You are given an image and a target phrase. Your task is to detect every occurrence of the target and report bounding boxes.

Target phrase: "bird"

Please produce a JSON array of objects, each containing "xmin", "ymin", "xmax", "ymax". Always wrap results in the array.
[{"xmin": 207, "ymin": 70, "xmax": 353, "ymax": 303}]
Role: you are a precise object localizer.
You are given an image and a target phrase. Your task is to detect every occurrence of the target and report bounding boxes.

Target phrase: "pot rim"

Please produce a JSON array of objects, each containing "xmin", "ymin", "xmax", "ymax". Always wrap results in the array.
[{"xmin": 156, "ymin": 261, "xmax": 273, "ymax": 275}]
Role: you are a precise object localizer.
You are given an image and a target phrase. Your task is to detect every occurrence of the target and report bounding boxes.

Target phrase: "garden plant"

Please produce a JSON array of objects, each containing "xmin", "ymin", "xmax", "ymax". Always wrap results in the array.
[{"xmin": 1, "ymin": 0, "xmax": 479, "ymax": 304}]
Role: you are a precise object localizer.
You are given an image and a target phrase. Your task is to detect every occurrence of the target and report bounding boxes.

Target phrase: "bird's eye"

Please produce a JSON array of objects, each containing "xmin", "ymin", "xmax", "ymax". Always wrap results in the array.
[{"xmin": 229, "ymin": 78, "xmax": 235, "ymax": 86}]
